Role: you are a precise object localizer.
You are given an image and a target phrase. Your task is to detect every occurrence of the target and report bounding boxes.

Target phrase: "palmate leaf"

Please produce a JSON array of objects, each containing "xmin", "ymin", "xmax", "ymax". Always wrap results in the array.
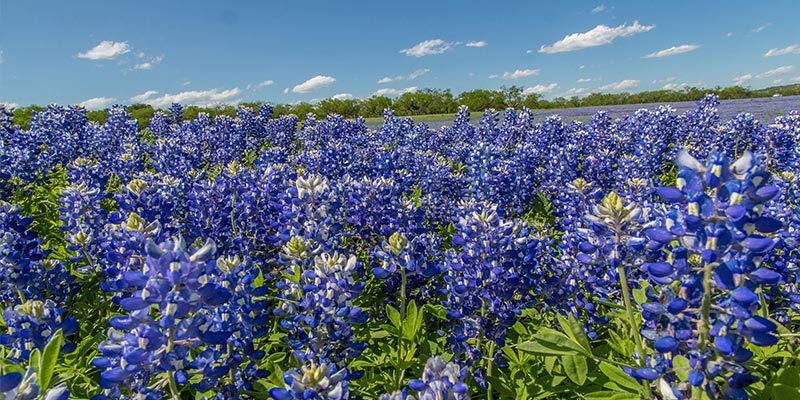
[
  {"xmin": 516, "ymin": 328, "xmax": 591, "ymax": 357},
  {"xmin": 562, "ymin": 355, "xmax": 588, "ymax": 386}
]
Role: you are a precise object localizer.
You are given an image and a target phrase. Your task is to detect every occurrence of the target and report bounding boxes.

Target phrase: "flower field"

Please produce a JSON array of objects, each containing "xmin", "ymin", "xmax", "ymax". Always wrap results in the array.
[{"xmin": 1, "ymin": 95, "xmax": 799, "ymax": 399}]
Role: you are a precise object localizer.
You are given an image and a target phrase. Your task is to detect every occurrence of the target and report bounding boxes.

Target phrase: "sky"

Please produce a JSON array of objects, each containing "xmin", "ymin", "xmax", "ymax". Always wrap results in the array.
[{"xmin": 1, "ymin": 0, "xmax": 800, "ymax": 110}]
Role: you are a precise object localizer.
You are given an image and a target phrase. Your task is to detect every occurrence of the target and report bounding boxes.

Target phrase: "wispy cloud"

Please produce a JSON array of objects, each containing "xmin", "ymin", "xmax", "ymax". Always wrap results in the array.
[
  {"xmin": 466, "ymin": 41, "xmax": 487, "ymax": 48},
  {"xmin": 522, "ymin": 83, "xmax": 558, "ymax": 96},
  {"xmin": 331, "ymin": 93, "xmax": 354, "ymax": 100},
  {"xmin": 133, "ymin": 55, "xmax": 163, "ymax": 70},
  {"xmin": 562, "ymin": 87, "xmax": 590, "ymax": 97},
  {"xmin": 0, "ymin": 49, "xmax": 4, "ymax": 64},
  {"xmin": 597, "ymin": 79, "xmax": 640, "ymax": 92},
  {"xmin": 129, "ymin": 87, "xmax": 241, "ymax": 108},
  {"xmin": 182, "ymin": 81, "xmax": 192, "ymax": 86},
  {"xmin": 539, "ymin": 21, "xmax": 655, "ymax": 53},
  {"xmin": 292, "ymin": 75, "xmax": 336, "ymax": 93},
  {"xmin": 764, "ymin": 45, "xmax": 800, "ymax": 57},
  {"xmin": 652, "ymin": 76, "xmax": 677, "ymax": 84},
  {"xmin": 400, "ymin": 39, "xmax": 456, "ymax": 57},
  {"xmin": 78, "ymin": 41, "xmax": 131, "ymax": 60},
  {"xmin": 489, "ymin": 69, "xmax": 540, "ymax": 79},
  {"xmin": 1, "ymin": 102, "xmax": 19, "ymax": 109},
  {"xmin": 726, "ymin": 32, "xmax": 734, "ymax": 38},
  {"xmin": 377, "ymin": 69, "xmax": 430, "ymax": 84},
  {"xmin": 733, "ymin": 65, "xmax": 795, "ymax": 85},
  {"xmin": 247, "ymin": 80, "xmax": 274, "ymax": 90},
  {"xmin": 663, "ymin": 82, "xmax": 689, "ymax": 90},
  {"xmin": 129, "ymin": 90, "xmax": 159, "ymax": 103},
  {"xmin": 752, "ymin": 23, "xmax": 771, "ymax": 33},
  {"xmin": 372, "ymin": 87, "xmax": 418, "ymax": 97},
  {"xmin": 643, "ymin": 44, "xmax": 700, "ymax": 58},
  {"xmin": 733, "ymin": 74, "xmax": 754, "ymax": 85},
  {"xmin": 78, "ymin": 97, "xmax": 116, "ymax": 110},
  {"xmin": 759, "ymin": 65, "xmax": 795, "ymax": 78},
  {"xmin": 591, "ymin": 4, "xmax": 606, "ymax": 13}
]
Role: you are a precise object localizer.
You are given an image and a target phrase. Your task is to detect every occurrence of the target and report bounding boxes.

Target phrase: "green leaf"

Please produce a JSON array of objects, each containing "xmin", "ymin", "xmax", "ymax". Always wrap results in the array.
[
  {"xmin": 403, "ymin": 300, "xmax": 422, "ymax": 341},
  {"xmin": 672, "ymin": 355, "xmax": 690, "ymax": 382},
  {"xmin": 599, "ymin": 362, "xmax": 641, "ymax": 392},
  {"xmin": 29, "ymin": 349, "xmax": 42, "ymax": 373},
  {"xmin": 544, "ymin": 356, "xmax": 557, "ymax": 374},
  {"xmin": 584, "ymin": 391, "xmax": 641, "ymax": 400},
  {"xmin": 557, "ymin": 314, "xmax": 592, "ymax": 355},
  {"xmin": 516, "ymin": 328, "xmax": 591, "ymax": 357},
  {"xmin": 40, "ymin": 329, "xmax": 63, "ymax": 390},
  {"xmin": 386, "ymin": 304, "xmax": 401, "ymax": 330},
  {"xmin": 772, "ymin": 383, "xmax": 800, "ymax": 400},
  {"xmin": 562, "ymin": 355, "xmax": 588, "ymax": 386},
  {"xmin": 776, "ymin": 367, "xmax": 800, "ymax": 388}
]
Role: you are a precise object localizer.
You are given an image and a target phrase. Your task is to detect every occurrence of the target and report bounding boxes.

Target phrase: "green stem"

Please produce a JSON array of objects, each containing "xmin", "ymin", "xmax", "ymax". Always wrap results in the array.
[
  {"xmin": 486, "ymin": 340, "xmax": 495, "ymax": 400},
  {"xmin": 396, "ymin": 268, "xmax": 408, "ymax": 390},
  {"xmin": 698, "ymin": 261, "xmax": 715, "ymax": 350},
  {"xmin": 614, "ymin": 230, "xmax": 652, "ymax": 398},
  {"xmin": 166, "ymin": 327, "xmax": 180, "ymax": 400},
  {"xmin": 231, "ymin": 189, "xmax": 238, "ymax": 237}
]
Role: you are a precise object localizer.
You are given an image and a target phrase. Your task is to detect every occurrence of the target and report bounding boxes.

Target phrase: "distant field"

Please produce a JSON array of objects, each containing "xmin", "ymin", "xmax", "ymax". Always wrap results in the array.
[{"xmin": 364, "ymin": 95, "xmax": 800, "ymax": 129}]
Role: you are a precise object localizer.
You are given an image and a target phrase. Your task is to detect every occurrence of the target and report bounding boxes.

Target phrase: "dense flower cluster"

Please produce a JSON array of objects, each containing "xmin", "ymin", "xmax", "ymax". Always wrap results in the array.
[{"xmin": 0, "ymin": 95, "xmax": 798, "ymax": 399}]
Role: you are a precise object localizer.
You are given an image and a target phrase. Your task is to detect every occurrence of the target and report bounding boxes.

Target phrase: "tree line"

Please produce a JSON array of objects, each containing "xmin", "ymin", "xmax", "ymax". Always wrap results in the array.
[{"xmin": 9, "ymin": 83, "xmax": 800, "ymax": 129}]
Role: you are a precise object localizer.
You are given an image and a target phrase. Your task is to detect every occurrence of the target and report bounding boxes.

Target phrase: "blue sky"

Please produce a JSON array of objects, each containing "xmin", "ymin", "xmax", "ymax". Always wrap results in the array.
[{"xmin": 1, "ymin": 0, "xmax": 799, "ymax": 109}]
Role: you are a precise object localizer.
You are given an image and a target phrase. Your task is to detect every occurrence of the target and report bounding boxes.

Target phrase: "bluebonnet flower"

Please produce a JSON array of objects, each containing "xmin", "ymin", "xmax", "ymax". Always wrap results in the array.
[
  {"xmin": 268, "ymin": 362, "xmax": 351, "ymax": 400},
  {"xmin": 0, "ymin": 367, "xmax": 69, "ymax": 400},
  {"xmin": 274, "ymin": 237, "xmax": 367, "ymax": 365},
  {"xmin": 637, "ymin": 150, "xmax": 786, "ymax": 398},
  {"xmin": 408, "ymin": 356, "xmax": 469, "ymax": 400},
  {"xmin": 93, "ymin": 235, "xmax": 270, "ymax": 399},
  {"xmin": 0, "ymin": 300, "xmax": 78, "ymax": 362}
]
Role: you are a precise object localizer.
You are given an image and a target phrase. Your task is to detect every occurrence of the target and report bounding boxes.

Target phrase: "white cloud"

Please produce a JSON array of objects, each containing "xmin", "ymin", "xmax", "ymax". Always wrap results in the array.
[
  {"xmin": 489, "ymin": 69, "xmax": 540, "ymax": 79},
  {"xmin": 598, "ymin": 79, "xmax": 640, "ymax": 92},
  {"xmin": 733, "ymin": 74, "xmax": 754, "ymax": 85},
  {"xmin": 577, "ymin": 78, "xmax": 592, "ymax": 83},
  {"xmin": 135, "ymin": 88, "xmax": 241, "ymax": 108},
  {"xmin": 591, "ymin": 4, "xmax": 606, "ymax": 13},
  {"xmin": 773, "ymin": 79, "xmax": 783, "ymax": 84},
  {"xmin": 539, "ymin": 21, "xmax": 655, "ymax": 53},
  {"xmin": 652, "ymin": 76, "xmax": 677, "ymax": 84},
  {"xmin": 372, "ymin": 87, "xmax": 418, "ymax": 97},
  {"xmin": 137, "ymin": 52, "xmax": 145, "ymax": 58},
  {"xmin": 78, "ymin": 41, "xmax": 131, "ymax": 60},
  {"xmin": 400, "ymin": 39, "xmax": 456, "ymax": 57},
  {"xmin": 642, "ymin": 44, "xmax": 700, "ymax": 58},
  {"xmin": 466, "ymin": 41, "xmax": 487, "ymax": 47},
  {"xmin": 730, "ymin": 66, "xmax": 796, "ymax": 86},
  {"xmin": 726, "ymin": 32, "xmax": 734, "ymax": 38},
  {"xmin": 562, "ymin": 87, "xmax": 590, "ymax": 97},
  {"xmin": 759, "ymin": 65, "xmax": 794, "ymax": 78},
  {"xmin": 283, "ymin": 88, "xmax": 289, "ymax": 94},
  {"xmin": 522, "ymin": 83, "xmax": 558, "ymax": 96},
  {"xmin": 663, "ymin": 82, "xmax": 689, "ymax": 90},
  {"xmin": 292, "ymin": 75, "xmax": 336, "ymax": 93},
  {"xmin": 1, "ymin": 102, "xmax": 19, "ymax": 109},
  {"xmin": 792, "ymin": 76, "xmax": 800, "ymax": 82},
  {"xmin": 526, "ymin": 49, "xmax": 533, "ymax": 54},
  {"xmin": 753, "ymin": 23, "xmax": 770, "ymax": 33},
  {"xmin": 78, "ymin": 97, "xmax": 116, "ymax": 110},
  {"xmin": 129, "ymin": 90, "xmax": 159, "ymax": 103},
  {"xmin": 331, "ymin": 93, "xmax": 354, "ymax": 100},
  {"xmin": 377, "ymin": 69, "xmax": 430, "ymax": 84},
  {"xmin": 182, "ymin": 81, "xmax": 192, "ymax": 86},
  {"xmin": 255, "ymin": 80, "xmax": 274, "ymax": 88},
  {"xmin": 579, "ymin": 65, "xmax": 586, "ymax": 69},
  {"xmin": 133, "ymin": 56, "xmax": 162, "ymax": 70},
  {"xmin": 0, "ymin": 49, "xmax": 3, "ymax": 64},
  {"xmin": 764, "ymin": 45, "xmax": 800, "ymax": 57}
]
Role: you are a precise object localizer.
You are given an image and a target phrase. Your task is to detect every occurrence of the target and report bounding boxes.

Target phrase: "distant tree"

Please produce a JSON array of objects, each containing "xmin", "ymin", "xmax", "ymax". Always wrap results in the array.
[
  {"xmin": 457, "ymin": 89, "xmax": 505, "ymax": 112},
  {"xmin": 501, "ymin": 85, "xmax": 524, "ymax": 109},
  {"xmin": 359, "ymin": 96, "xmax": 393, "ymax": 117}
]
